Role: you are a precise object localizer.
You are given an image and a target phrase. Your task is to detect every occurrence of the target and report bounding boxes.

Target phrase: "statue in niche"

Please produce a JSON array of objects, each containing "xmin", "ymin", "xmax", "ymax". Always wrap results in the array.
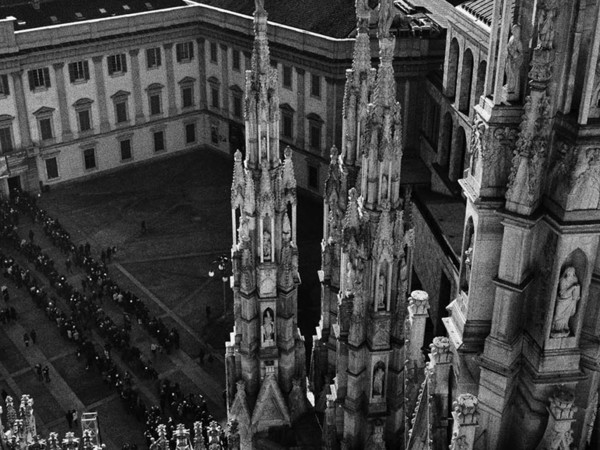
[
  {"xmin": 551, "ymin": 266, "xmax": 581, "ymax": 337},
  {"xmin": 261, "ymin": 135, "xmax": 268, "ymax": 161},
  {"xmin": 463, "ymin": 247, "xmax": 473, "ymax": 292},
  {"xmin": 505, "ymin": 24, "xmax": 523, "ymax": 101},
  {"xmin": 262, "ymin": 308, "xmax": 275, "ymax": 344},
  {"xmin": 381, "ymin": 173, "xmax": 389, "ymax": 201},
  {"xmin": 241, "ymin": 248, "xmax": 254, "ymax": 291},
  {"xmin": 569, "ymin": 148, "xmax": 600, "ymax": 210},
  {"xmin": 537, "ymin": 1, "xmax": 557, "ymax": 50},
  {"xmin": 345, "ymin": 261, "xmax": 356, "ymax": 296},
  {"xmin": 372, "ymin": 362, "xmax": 385, "ymax": 397},
  {"xmin": 263, "ymin": 228, "xmax": 271, "ymax": 261},
  {"xmin": 376, "ymin": 271, "xmax": 387, "ymax": 310}
]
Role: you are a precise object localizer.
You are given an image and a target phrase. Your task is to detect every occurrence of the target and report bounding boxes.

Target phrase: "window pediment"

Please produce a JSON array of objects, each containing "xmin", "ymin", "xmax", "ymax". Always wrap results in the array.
[
  {"xmin": 73, "ymin": 98, "xmax": 94, "ymax": 108},
  {"xmin": 146, "ymin": 83, "xmax": 164, "ymax": 92},
  {"xmin": 110, "ymin": 90, "xmax": 131, "ymax": 100},
  {"xmin": 178, "ymin": 77, "xmax": 196, "ymax": 85},
  {"xmin": 33, "ymin": 106, "xmax": 55, "ymax": 117},
  {"xmin": 230, "ymin": 84, "xmax": 243, "ymax": 94},
  {"xmin": 0, "ymin": 114, "xmax": 15, "ymax": 123},
  {"xmin": 207, "ymin": 76, "xmax": 220, "ymax": 85},
  {"xmin": 280, "ymin": 103, "xmax": 295, "ymax": 113},
  {"xmin": 307, "ymin": 112, "xmax": 323, "ymax": 123}
]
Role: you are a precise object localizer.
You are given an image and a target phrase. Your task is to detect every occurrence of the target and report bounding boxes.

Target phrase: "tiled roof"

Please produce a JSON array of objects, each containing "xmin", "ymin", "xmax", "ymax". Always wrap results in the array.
[
  {"xmin": 458, "ymin": 0, "xmax": 495, "ymax": 26},
  {"xmin": 192, "ymin": 0, "xmax": 358, "ymax": 39},
  {"xmin": 0, "ymin": 0, "xmax": 188, "ymax": 31}
]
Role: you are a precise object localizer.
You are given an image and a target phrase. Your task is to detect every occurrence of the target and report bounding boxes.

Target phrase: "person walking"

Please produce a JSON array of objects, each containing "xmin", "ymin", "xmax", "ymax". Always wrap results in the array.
[
  {"xmin": 35, "ymin": 364, "xmax": 43, "ymax": 381},
  {"xmin": 23, "ymin": 333, "xmax": 30, "ymax": 348},
  {"xmin": 72, "ymin": 409, "xmax": 78, "ymax": 428},
  {"xmin": 42, "ymin": 365, "xmax": 50, "ymax": 382},
  {"xmin": 30, "ymin": 329, "xmax": 37, "ymax": 345}
]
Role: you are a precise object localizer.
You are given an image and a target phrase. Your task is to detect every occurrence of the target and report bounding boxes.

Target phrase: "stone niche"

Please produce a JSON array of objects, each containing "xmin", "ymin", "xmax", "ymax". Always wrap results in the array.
[{"xmin": 258, "ymin": 262, "xmax": 277, "ymax": 298}]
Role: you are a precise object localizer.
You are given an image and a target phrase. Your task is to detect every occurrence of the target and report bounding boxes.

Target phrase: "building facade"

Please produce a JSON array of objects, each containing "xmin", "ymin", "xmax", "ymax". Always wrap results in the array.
[{"xmin": 0, "ymin": 0, "xmax": 443, "ymax": 200}]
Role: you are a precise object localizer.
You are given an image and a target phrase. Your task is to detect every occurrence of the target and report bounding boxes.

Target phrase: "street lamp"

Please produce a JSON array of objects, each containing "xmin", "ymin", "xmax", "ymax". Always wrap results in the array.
[{"xmin": 208, "ymin": 255, "xmax": 231, "ymax": 315}]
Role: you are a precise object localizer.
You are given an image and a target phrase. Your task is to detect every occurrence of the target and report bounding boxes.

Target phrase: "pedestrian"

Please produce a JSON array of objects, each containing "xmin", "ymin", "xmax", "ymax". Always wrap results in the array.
[
  {"xmin": 66, "ymin": 409, "xmax": 73, "ymax": 429},
  {"xmin": 151, "ymin": 343, "xmax": 157, "ymax": 358},
  {"xmin": 23, "ymin": 333, "xmax": 30, "ymax": 348},
  {"xmin": 43, "ymin": 365, "xmax": 50, "ymax": 382},
  {"xmin": 65, "ymin": 257, "xmax": 72, "ymax": 274},
  {"xmin": 2, "ymin": 286, "xmax": 8, "ymax": 302},
  {"xmin": 30, "ymin": 329, "xmax": 37, "ymax": 345},
  {"xmin": 35, "ymin": 364, "xmax": 43, "ymax": 381},
  {"xmin": 72, "ymin": 409, "xmax": 78, "ymax": 428},
  {"xmin": 141, "ymin": 221, "xmax": 147, "ymax": 235}
]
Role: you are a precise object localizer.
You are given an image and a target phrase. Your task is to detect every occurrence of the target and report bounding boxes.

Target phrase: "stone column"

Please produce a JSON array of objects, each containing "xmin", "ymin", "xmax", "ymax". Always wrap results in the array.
[
  {"xmin": 535, "ymin": 388, "xmax": 577, "ymax": 450},
  {"xmin": 197, "ymin": 38, "xmax": 207, "ymax": 109},
  {"xmin": 52, "ymin": 63, "xmax": 72, "ymax": 139},
  {"xmin": 296, "ymin": 68, "xmax": 305, "ymax": 148},
  {"xmin": 450, "ymin": 394, "xmax": 479, "ymax": 450},
  {"xmin": 10, "ymin": 71, "xmax": 32, "ymax": 148},
  {"xmin": 429, "ymin": 336, "xmax": 453, "ymax": 448},
  {"xmin": 163, "ymin": 43, "xmax": 177, "ymax": 117},
  {"xmin": 221, "ymin": 44, "xmax": 230, "ymax": 117},
  {"xmin": 406, "ymin": 290, "xmax": 430, "ymax": 368},
  {"xmin": 92, "ymin": 56, "xmax": 110, "ymax": 133},
  {"xmin": 128, "ymin": 49, "xmax": 145, "ymax": 124}
]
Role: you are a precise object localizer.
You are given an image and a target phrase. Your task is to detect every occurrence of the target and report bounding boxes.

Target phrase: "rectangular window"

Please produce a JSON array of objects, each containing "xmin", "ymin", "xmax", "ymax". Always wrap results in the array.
[
  {"xmin": 68, "ymin": 61, "xmax": 90, "ymax": 83},
  {"xmin": 0, "ymin": 127, "xmax": 13, "ymax": 153},
  {"xmin": 233, "ymin": 96, "xmax": 242, "ymax": 118},
  {"xmin": 28, "ymin": 68, "xmax": 51, "ymax": 90},
  {"xmin": 153, "ymin": 131, "xmax": 165, "ymax": 152},
  {"xmin": 182, "ymin": 86, "xmax": 193, "ymax": 108},
  {"xmin": 78, "ymin": 109, "xmax": 91, "ymax": 132},
  {"xmin": 39, "ymin": 118, "xmax": 53, "ymax": 140},
  {"xmin": 45, "ymin": 157, "xmax": 58, "ymax": 179},
  {"xmin": 107, "ymin": 54, "xmax": 127, "ymax": 75},
  {"xmin": 120, "ymin": 139, "xmax": 132, "ymax": 161},
  {"xmin": 83, "ymin": 148, "xmax": 96, "ymax": 170},
  {"xmin": 0, "ymin": 75, "xmax": 10, "ymax": 96},
  {"xmin": 309, "ymin": 123, "xmax": 321, "ymax": 150},
  {"xmin": 185, "ymin": 123, "xmax": 196, "ymax": 144},
  {"xmin": 311, "ymin": 74, "xmax": 321, "ymax": 97},
  {"xmin": 146, "ymin": 47, "xmax": 162, "ymax": 69},
  {"xmin": 176, "ymin": 42, "xmax": 194, "ymax": 62},
  {"xmin": 115, "ymin": 101, "xmax": 128, "ymax": 123},
  {"xmin": 283, "ymin": 66, "xmax": 292, "ymax": 90},
  {"xmin": 308, "ymin": 165, "xmax": 319, "ymax": 189},
  {"xmin": 149, "ymin": 93, "xmax": 161, "ymax": 115},
  {"xmin": 210, "ymin": 42, "xmax": 218, "ymax": 63},
  {"xmin": 282, "ymin": 114, "xmax": 293, "ymax": 139},
  {"xmin": 232, "ymin": 49, "xmax": 240, "ymax": 71},
  {"xmin": 211, "ymin": 87, "xmax": 219, "ymax": 109}
]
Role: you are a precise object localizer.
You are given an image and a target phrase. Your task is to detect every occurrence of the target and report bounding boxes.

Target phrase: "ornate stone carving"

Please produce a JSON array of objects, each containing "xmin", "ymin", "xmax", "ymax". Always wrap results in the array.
[
  {"xmin": 504, "ymin": 24, "xmax": 523, "ymax": 102},
  {"xmin": 365, "ymin": 420, "xmax": 386, "ymax": 449},
  {"xmin": 536, "ymin": 388, "xmax": 576, "ymax": 450},
  {"xmin": 377, "ymin": 0, "xmax": 394, "ymax": 38},
  {"xmin": 586, "ymin": 391, "xmax": 598, "ymax": 446},
  {"xmin": 551, "ymin": 266, "xmax": 581, "ymax": 338},
  {"xmin": 536, "ymin": 0, "xmax": 558, "ymax": 50},
  {"xmin": 429, "ymin": 336, "xmax": 453, "ymax": 365},
  {"xmin": 468, "ymin": 115, "xmax": 486, "ymax": 179}
]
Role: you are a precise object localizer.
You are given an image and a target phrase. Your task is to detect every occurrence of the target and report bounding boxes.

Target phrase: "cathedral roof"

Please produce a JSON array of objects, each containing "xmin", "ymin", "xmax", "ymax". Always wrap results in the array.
[
  {"xmin": 192, "ymin": 0, "xmax": 357, "ymax": 39},
  {"xmin": 458, "ymin": 0, "xmax": 510, "ymax": 27}
]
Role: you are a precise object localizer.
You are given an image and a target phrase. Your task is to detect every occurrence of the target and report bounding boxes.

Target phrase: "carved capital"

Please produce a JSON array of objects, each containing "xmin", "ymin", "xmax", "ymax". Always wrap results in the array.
[
  {"xmin": 453, "ymin": 393, "xmax": 479, "ymax": 426},
  {"xmin": 430, "ymin": 336, "xmax": 453, "ymax": 364},
  {"xmin": 408, "ymin": 290, "xmax": 429, "ymax": 316}
]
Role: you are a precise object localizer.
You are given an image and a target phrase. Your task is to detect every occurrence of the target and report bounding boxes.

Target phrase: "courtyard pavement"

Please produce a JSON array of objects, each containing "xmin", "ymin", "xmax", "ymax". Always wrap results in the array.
[{"xmin": 0, "ymin": 148, "xmax": 324, "ymax": 446}]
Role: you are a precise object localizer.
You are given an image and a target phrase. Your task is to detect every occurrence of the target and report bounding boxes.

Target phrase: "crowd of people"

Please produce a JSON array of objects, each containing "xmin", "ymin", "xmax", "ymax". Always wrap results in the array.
[{"xmin": 0, "ymin": 189, "xmax": 225, "ymax": 448}]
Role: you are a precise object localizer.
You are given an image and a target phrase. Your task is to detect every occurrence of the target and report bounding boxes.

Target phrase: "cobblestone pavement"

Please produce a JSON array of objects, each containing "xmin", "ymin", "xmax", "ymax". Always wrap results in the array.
[{"xmin": 0, "ymin": 149, "xmax": 323, "ymax": 446}]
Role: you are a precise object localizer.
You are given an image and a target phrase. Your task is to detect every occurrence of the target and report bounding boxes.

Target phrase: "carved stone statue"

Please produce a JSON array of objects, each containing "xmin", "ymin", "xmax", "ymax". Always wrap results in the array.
[
  {"xmin": 551, "ymin": 266, "xmax": 581, "ymax": 337},
  {"xmin": 263, "ymin": 229, "xmax": 271, "ymax": 261},
  {"xmin": 537, "ymin": 1, "xmax": 557, "ymax": 50},
  {"xmin": 345, "ymin": 261, "xmax": 356, "ymax": 296},
  {"xmin": 568, "ymin": 148, "xmax": 600, "ymax": 210},
  {"xmin": 377, "ymin": 0, "xmax": 394, "ymax": 38},
  {"xmin": 505, "ymin": 24, "xmax": 523, "ymax": 101},
  {"xmin": 372, "ymin": 364, "xmax": 385, "ymax": 396},
  {"xmin": 254, "ymin": 0, "xmax": 265, "ymax": 13},
  {"xmin": 262, "ymin": 308, "xmax": 275, "ymax": 344},
  {"xmin": 376, "ymin": 273, "xmax": 386, "ymax": 310},
  {"xmin": 463, "ymin": 247, "xmax": 473, "ymax": 292}
]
